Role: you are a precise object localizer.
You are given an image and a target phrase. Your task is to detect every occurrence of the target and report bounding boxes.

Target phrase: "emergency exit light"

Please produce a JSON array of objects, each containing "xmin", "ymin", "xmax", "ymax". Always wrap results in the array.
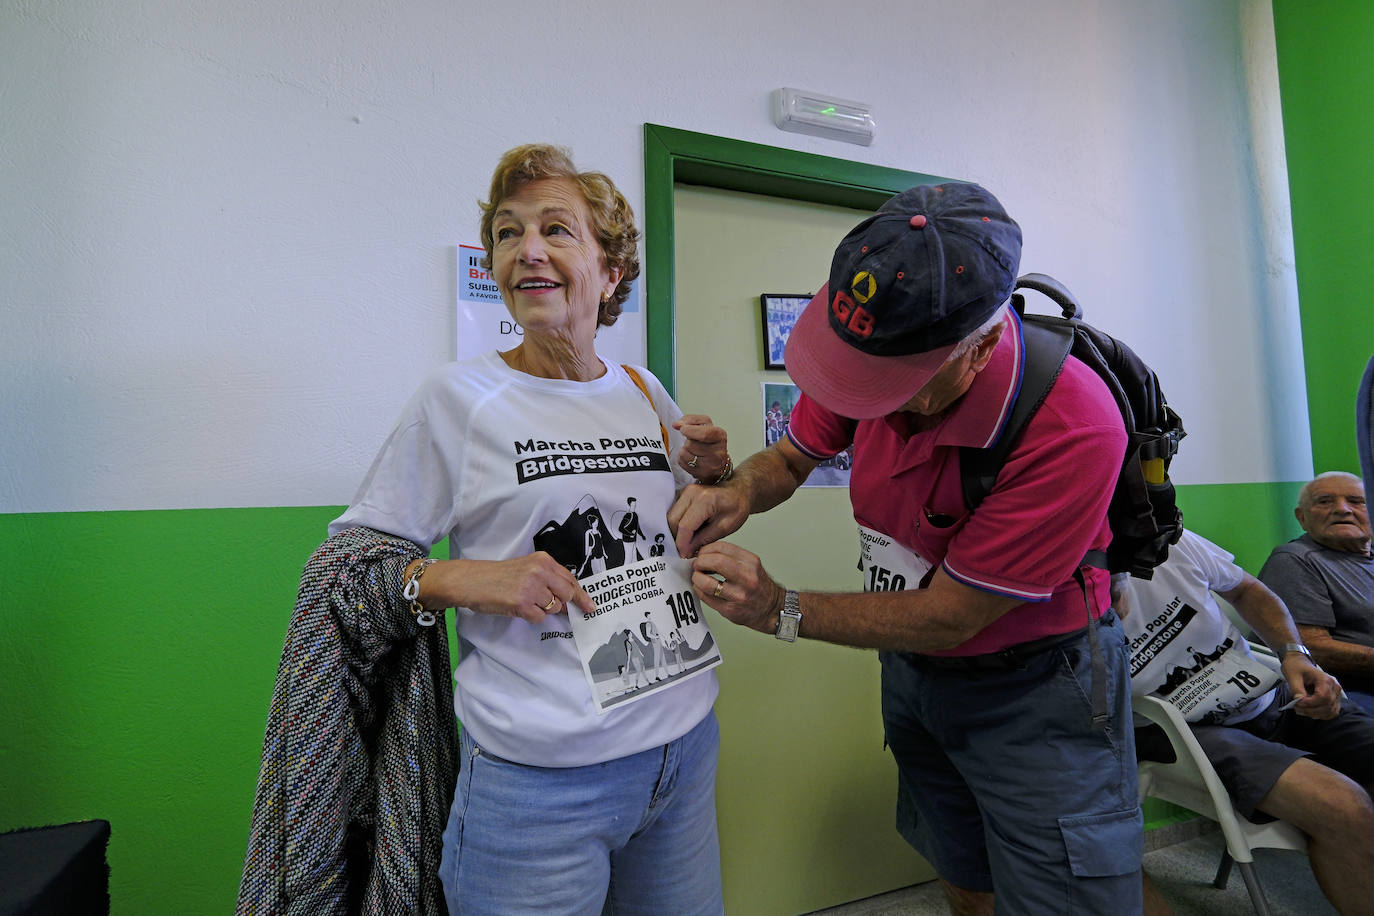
[{"xmin": 772, "ymin": 88, "xmax": 875, "ymax": 146}]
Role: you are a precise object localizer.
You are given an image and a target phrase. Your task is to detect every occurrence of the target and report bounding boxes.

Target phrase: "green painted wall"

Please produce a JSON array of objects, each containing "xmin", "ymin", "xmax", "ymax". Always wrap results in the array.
[
  {"xmin": 1175, "ymin": 481, "xmax": 1305, "ymax": 573},
  {"xmin": 0, "ymin": 482, "xmax": 1304, "ymax": 912},
  {"xmin": 1272, "ymin": 1, "xmax": 1374, "ymax": 474},
  {"xmin": 0, "ymin": 508, "xmax": 337, "ymax": 913}
]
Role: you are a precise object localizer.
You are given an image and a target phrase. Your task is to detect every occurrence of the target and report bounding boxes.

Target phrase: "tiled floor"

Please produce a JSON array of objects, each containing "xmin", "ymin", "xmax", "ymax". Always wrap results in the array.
[{"xmin": 806, "ymin": 824, "xmax": 1334, "ymax": 916}]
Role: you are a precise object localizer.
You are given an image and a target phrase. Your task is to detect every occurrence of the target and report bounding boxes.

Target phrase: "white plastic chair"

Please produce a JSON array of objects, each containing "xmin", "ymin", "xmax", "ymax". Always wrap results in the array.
[{"xmin": 1133, "ymin": 643, "xmax": 1307, "ymax": 916}]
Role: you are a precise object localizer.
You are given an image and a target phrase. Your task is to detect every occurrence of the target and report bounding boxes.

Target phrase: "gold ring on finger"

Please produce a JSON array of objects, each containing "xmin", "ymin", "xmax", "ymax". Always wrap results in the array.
[
  {"xmin": 542, "ymin": 596, "xmax": 558, "ymax": 612},
  {"xmin": 686, "ymin": 452, "xmax": 700, "ymax": 469},
  {"xmin": 713, "ymin": 580, "xmax": 725, "ymax": 599}
]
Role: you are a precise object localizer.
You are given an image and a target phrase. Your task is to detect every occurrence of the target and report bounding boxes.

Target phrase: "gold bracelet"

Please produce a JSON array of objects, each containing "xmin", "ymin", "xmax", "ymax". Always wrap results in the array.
[
  {"xmin": 402, "ymin": 558, "xmax": 439, "ymax": 627},
  {"xmin": 712, "ymin": 455, "xmax": 733, "ymax": 485}
]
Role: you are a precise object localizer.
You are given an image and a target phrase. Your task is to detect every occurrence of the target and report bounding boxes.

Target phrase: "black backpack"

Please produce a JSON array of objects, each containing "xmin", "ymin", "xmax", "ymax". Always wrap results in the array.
[{"xmin": 960, "ymin": 273, "xmax": 1186, "ymax": 579}]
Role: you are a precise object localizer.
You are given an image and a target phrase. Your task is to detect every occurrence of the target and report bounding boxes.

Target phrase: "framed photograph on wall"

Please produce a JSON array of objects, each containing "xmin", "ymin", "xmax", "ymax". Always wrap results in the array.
[
  {"xmin": 759, "ymin": 293, "xmax": 813, "ymax": 370},
  {"xmin": 762, "ymin": 382, "xmax": 852, "ymax": 488}
]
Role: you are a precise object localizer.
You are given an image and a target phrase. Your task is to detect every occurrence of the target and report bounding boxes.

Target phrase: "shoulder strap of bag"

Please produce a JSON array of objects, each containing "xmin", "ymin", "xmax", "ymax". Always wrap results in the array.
[
  {"xmin": 622, "ymin": 365, "xmax": 671, "ymax": 459},
  {"xmin": 959, "ymin": 317, "xmax": 1073, "ymax": 511}
]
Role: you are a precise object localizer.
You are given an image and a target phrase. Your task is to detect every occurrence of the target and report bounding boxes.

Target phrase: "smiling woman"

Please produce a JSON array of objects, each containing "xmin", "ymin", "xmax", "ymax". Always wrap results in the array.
[
  {"xmin": 238, "ymin": 144, "xmax": 736, "ymax": 915},
  {"xmin": 481, "ymin": 146, "xmax": 638, "ymax": 345},
  {"xmin": 487, "ymin": 175, "xmax": 622, "ymax": 370}
]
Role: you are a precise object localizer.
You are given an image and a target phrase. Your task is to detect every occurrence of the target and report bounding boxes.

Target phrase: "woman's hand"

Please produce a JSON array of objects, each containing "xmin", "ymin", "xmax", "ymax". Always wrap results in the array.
[
  {"xmin": 421, "ymin": 553, "xmax": 594, "ymax": 624},
  {"xmin": 674, "ymin": 415, "xmax": 731, "ymax": 483}
]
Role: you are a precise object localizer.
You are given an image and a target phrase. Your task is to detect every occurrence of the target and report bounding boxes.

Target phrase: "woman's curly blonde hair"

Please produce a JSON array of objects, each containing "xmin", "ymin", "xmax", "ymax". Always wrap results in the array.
[{"xmin": 479, "ymin": 144, "xmax": 641, "ymax": 327}]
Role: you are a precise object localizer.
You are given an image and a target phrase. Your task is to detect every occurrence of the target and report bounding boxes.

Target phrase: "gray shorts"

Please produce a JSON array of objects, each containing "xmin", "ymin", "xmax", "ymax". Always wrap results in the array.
[
  {"xmin": 881, "ymin": 615, "xmax": 1142, "ymax": 912},
  {"xmin": 1135, "ymin": 683, "xmax": 1374, "ymax": 818}
]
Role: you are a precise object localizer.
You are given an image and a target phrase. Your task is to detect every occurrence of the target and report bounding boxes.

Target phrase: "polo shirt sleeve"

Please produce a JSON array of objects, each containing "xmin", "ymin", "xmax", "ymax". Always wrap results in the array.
[
  {"xmin": 1259, "ymin": 547, "xmax": 1338, "ymax": 629},
  {"xmin": 943, "ymin": 409, "xmax": 1125, "ymax": 602},
  {"xmin": 785, "ymin": 393, "xmax": 856, "ymax": 460}
]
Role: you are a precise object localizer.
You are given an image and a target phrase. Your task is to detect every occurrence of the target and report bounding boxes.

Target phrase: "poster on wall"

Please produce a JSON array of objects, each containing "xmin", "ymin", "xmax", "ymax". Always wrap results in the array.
[
  {"xmin": 454, "ymin": 243, "xmax": 644, "ymax": 366},
  {"xmin": 762, "ymin": 382, "xmax": 852, "ymax": 488},
  {"xmin": 456, "ymin": 244, "xmax": 520, "ymax": 362}
]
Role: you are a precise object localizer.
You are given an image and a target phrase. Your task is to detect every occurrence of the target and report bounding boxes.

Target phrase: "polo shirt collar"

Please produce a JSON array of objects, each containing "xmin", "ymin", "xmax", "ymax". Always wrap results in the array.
[{"xmin": 884, "ymin": 309, "xmax": 1026, "ymax": 457}]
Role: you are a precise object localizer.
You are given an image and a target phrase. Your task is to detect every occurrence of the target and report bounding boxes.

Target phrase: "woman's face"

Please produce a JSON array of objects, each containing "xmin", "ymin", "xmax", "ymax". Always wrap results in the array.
[{"xmin": 491, "ymin": 177, "xmax": 621, "ymax": 340}]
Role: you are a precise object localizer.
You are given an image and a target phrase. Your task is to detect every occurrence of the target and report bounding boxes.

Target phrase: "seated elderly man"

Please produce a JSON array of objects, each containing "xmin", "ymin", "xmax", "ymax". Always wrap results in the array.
[
  {"xmin": 1124, "ymin": 528, "xmax": 1374, "ymax": 915},
  {"xmin": 1260, "ymin": 471, "xmax": 1374, "ymax": 716}
]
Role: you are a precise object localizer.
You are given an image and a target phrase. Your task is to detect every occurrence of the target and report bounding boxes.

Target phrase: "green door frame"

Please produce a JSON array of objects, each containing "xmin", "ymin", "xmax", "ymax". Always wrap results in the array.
[{"xmin": 641, "ymin": 123, "xmax": 948, "ymax": 398}]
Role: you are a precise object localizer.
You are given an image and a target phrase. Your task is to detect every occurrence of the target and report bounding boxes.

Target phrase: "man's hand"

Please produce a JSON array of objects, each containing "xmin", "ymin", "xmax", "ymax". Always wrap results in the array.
[
  {"xmin": 1109, "ymin": 572, "xmax": 1134, "ymax": 619},
  {"xmin": 1281, "ymin": 655, "xmax": 1343, "ymax": 719},
  {"xmin": 669, "ymin": 439, "xmax": 820, "ymax": 557},
  {"xmin": 690, "ymin": 542, "xmax": 786, "ymax": 634},
  {"xmin": 688, "ymin": 545, "xmax": 1020, "ymax": 651},
  {"xmin": 1218, "ymin": 573, "xmax": 1346, "ymax": 719},
  {"xmin": 668, "ymin": 482, "xmax": 751, "ymax": 558}
]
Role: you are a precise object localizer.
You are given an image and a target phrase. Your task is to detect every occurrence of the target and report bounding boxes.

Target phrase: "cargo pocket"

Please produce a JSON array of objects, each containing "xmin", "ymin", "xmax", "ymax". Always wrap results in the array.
[{"xmin": 1058, "ymin": 807, "xmax": 1143, "ymax": 877}]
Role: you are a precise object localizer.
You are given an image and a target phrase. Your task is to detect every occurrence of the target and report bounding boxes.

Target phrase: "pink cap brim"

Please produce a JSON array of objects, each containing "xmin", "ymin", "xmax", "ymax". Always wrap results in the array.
[{"xmin": 784, "ymin": 285, "xmax": 957, "ymax": 420}]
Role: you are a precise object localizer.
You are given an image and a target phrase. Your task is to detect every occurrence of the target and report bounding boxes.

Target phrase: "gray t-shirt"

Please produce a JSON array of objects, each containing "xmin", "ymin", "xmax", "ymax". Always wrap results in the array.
[{"xmin": 1258, "ymin": 533, "xmax": 1374, "ymax": 649}]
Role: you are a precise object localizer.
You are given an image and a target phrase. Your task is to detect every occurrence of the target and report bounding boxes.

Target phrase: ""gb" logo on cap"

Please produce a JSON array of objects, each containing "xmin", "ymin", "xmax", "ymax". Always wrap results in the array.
[{"xmin": 831, "ymin": 289, "xmax": 875, "ymax": 339}]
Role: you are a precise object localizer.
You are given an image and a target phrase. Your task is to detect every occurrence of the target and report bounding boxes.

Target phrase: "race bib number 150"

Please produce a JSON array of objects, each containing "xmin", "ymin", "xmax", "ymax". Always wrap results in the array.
[{"xmin": 858, "ymin": 524, "xmax": 933, "ymax": 592}]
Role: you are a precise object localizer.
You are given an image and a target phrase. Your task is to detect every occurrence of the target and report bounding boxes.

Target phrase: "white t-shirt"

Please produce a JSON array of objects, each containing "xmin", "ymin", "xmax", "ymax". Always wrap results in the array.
[
  {"xmin": 1124, "ymin": 530, "xmax": 1278, "ymax": 725},
  {"xmin": 330, "ymin": 352, "xmax": 718, "ymax": 766}
]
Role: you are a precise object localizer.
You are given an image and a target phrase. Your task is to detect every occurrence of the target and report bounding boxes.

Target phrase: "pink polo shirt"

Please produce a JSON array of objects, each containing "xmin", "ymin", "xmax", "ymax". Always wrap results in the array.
[{"xmin": 786, "ymin": 310, "xmax": 1126, "ymax": 656}]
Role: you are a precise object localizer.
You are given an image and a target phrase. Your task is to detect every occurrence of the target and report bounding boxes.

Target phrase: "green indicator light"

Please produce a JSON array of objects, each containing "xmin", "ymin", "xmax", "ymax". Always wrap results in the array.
[{"xmin": 821, "ymin": 106, "xmax": 836, "ymax": 115}]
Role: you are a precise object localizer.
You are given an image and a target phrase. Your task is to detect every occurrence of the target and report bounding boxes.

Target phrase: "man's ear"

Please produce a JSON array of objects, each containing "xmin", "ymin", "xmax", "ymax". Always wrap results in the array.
[
  {"xmin": 969, "ymin": 320, "xmax": 1006, "ymax": 371},
  {"xmin": 1294, "ymin": 506, "xmax": 1308, "ymax": 530}
]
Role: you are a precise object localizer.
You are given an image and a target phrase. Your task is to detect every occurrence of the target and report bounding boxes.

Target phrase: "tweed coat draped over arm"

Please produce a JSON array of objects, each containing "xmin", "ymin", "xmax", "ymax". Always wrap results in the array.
[{"xmin": 236, "ymin": 526, "xmax": 458, "ymax": 915}]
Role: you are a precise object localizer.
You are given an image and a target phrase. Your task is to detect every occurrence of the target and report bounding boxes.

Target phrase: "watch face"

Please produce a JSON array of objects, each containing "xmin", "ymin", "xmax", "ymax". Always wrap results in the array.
[{"xmin": 777, "ymin": 613, "xmax": 800, "ymax": 642}]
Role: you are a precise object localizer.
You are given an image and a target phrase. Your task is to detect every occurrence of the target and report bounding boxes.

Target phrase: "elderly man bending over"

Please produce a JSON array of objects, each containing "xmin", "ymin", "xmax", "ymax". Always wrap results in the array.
[
  {"xmin": 1260, "ymin": 471, "xmax": 1374, "ymax": 716},
  {"xmin": 671, "ymin": 182, "xmax": 1141, "ymax": 915}
]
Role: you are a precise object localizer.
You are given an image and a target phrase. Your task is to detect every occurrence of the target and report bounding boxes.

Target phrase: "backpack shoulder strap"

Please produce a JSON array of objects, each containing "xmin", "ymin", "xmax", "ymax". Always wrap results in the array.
[
  {"xmin": 622, "ymin": 365, "xmax": 671, "ymax": 459},
  {"xmin": 959, "ymin": 317, "xmax": 1073, "ymax": 511}
]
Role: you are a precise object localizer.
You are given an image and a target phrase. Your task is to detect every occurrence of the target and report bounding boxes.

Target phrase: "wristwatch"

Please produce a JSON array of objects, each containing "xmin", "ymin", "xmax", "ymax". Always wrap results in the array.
[
  {"xmin": 1279, "ymin": 643, "xmax": 1311, "ymax": 660},
  {"xmin": 776, "ymin": 590, "xmax": 802, "ymax": 642}
]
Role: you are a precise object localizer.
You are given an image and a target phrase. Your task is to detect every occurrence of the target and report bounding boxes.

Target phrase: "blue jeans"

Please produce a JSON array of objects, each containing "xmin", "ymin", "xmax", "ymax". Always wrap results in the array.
[
  {"xmin": 880, "ymin": 614, "xmax": 1143, "ymax": 914},
  {"xmin": 439, "ymin": 711, "xmax": 723, "ymax": 916}
]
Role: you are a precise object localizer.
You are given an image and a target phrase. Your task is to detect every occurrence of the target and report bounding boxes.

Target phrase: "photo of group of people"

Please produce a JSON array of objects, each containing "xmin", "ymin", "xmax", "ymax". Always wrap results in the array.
[
  {"xmin": 763, "ymin": 383, "xmax": 853, "ymax": 488},
  {"xmin": 760, "ymin": 293, "xmax": 810, "ymax": 370}
]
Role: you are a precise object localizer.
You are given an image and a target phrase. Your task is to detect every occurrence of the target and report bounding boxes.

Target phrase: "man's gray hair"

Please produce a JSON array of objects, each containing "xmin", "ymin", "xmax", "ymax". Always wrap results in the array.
[
  {"xmin": 1297, "ymin": 470, "xmax": 1365, "ymax": 511},
  {"xmin": 947, "ymin": 302, "xmax": 1010, "ymax": 362}
]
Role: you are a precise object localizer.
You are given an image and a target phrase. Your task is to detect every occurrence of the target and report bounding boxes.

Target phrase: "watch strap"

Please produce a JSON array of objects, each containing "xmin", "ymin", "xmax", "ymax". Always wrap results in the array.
[
  {"xmin": 776, "ymin": 590, "xmax": 802, "ymax": 642},
  {"xmin": 1279, "ymin": 642, "xmax": 1311, "ymax": 659}
]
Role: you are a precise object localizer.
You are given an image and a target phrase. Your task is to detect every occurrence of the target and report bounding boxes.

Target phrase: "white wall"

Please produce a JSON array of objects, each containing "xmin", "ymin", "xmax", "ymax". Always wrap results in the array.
[{"xmin": 0, "ymin": 0, "xmax": 1307, "ymax": 513}]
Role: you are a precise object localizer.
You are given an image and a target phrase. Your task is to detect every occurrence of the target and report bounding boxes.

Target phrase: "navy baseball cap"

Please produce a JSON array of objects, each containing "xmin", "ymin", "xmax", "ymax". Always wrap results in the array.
[{"xmin": 785, "ymin": 182, "xmax": 1022, "ymax": 418}]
